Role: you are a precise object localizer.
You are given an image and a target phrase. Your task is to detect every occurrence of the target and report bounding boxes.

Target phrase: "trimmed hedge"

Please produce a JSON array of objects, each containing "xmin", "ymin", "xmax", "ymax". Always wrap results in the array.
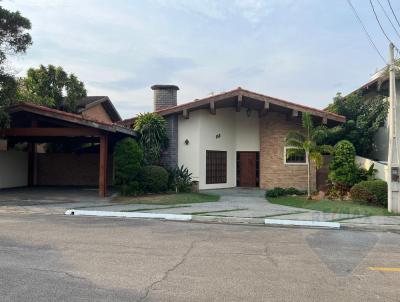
[
  {"xmin": 265, "ymin": 187, "xmax": 306, "ymax": 198},
  {"xmin": 139, "ymin": 165, "xmax": 169, "ymax": 193},
  {"xmin": 350, "ymin": 180, "xmax": 388, "ymax": 206}
]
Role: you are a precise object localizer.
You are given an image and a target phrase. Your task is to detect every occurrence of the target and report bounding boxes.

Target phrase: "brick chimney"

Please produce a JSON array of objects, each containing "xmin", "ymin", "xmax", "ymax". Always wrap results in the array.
[{"xmin": 151, "ymin": 84, "xmax": 179, "ymax": 111}]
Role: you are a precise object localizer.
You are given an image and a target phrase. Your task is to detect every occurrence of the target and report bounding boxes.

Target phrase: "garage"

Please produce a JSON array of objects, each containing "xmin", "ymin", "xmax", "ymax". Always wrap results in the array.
[{"xmin": 0, "ymin": 102, "xmax": 136, "ymax": 197}]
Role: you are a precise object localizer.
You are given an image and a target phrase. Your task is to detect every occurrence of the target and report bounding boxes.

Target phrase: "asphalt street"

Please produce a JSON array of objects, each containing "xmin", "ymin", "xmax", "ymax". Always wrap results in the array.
[{"xmin": 0, "ymin": 213, "xmax": 399, "ymax": 302}]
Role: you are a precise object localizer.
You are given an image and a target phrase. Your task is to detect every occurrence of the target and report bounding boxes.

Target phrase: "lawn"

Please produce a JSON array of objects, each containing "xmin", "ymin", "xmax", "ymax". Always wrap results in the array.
[
  {"xmin": 113, "ymin": 192, "xmax": 220, "ymax": 205},
  {"xmin": 268, "ymin": 196, "xmax": 398, "ymax": 216}
]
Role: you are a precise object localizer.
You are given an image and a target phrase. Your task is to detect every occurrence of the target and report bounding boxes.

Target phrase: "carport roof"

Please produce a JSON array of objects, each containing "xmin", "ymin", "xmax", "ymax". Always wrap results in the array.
[{"xmin": 5, "ymin": 102, "xmax": 136, "ymax": 136}]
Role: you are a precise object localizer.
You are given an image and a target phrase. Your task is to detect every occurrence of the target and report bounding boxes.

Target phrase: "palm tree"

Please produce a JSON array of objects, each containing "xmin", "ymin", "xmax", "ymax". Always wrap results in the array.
[{"xmin": 285, "ymin": 112, "xmax": 333, "ymax": 199}]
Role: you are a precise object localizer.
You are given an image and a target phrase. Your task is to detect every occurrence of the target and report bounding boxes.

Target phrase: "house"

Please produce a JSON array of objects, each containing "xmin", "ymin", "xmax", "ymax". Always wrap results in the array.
[
  {"xmin": 0, "ymin": 97, "xmax": 135, "ymax": 197},
  {"xmin": 121, "ymin": 85, "xmax": 345, "ymax": 191}
]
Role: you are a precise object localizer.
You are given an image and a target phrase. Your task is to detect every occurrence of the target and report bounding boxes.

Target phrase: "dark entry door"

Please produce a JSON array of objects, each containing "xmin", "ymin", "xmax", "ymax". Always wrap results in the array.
[{"xmin": 238, "ymin": 152, "xmax": 257, "ymax": 187}]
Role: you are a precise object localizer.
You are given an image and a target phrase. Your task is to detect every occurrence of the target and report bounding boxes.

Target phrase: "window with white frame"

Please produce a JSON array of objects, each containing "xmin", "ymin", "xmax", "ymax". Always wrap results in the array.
[{"xmin": 284, "ymin": 146, "xmax": 307, "ymax": 164}]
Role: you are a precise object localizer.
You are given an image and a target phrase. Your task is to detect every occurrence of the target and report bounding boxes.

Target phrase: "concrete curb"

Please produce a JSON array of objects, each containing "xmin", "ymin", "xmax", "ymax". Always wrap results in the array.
[
  {"xmin": 341, "ymin": 223, "xmax": 400, "ymax": 232},
  {"xmin": 265, "ymin": 219, "xmax": 340, "ymax": 229},
  {"xmin": 65, "ymin": 210, "xmax": 192, "ymax": 221}
]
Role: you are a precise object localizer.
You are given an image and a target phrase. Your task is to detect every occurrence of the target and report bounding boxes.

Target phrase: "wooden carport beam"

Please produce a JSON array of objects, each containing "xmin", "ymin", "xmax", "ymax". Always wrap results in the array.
[
  {"xmin": 1, "ymin": 127, "xmax": 101, "ymax": 137},
  {"xmin": 210, "ymin": 100, "xmax": 216, "ymax": 115},
  {"xmin": 236, "ymin": 94, "xmax": 242, "ymax": 112},
  {"xmin": 99, "ymin": 134, "xmax": 108, "ymax": 197},
  {"xmin": 182, "ymin": 109, "xmax": 189, "ymax": 119},
  {"xmin": 259, "ymin": 101, "xmax": 269, "ymax": 117}
]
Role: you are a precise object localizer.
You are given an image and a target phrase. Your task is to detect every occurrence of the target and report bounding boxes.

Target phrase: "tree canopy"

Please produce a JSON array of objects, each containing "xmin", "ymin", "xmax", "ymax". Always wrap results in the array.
[
  {"xmin": 17, "ymin": 64, "xmax": 87, "ymax": 112},
  {"xmin": 322, "ymin": 92, "xmax": 388, "ymax": 157},
  {"xmin": 0, "ymin": 6, "xmax": 32, "ymax": 127}
]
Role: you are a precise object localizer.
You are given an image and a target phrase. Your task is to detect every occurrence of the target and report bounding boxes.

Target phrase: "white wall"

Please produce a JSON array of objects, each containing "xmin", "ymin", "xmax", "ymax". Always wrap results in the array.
[
  {"xmin": 0, "ymin": 151, "xmax": 28, "ymax": 189},
  {"xmin": 178, "ymin": 107, "xmax": 260, "ymax": 190},
  {"xmin": 355, "ymin": 155, "xmax": 388, "ymax": 181}
]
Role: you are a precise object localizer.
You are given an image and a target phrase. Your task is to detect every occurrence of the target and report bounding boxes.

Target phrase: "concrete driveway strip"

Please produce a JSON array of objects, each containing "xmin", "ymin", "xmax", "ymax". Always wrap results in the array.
[{"xmin": 0, "ymin": 213, "xmax": 399, "ymax": 302}]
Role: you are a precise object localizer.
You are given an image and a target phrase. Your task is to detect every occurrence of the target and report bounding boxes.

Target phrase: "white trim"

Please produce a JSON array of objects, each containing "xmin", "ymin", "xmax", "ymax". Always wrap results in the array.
[
  {"xmin": 265, "ymin": 219, "xmax": 340, "ymax": 229},
  {"xmin": 283, "ymin": 146, "xmax": 308, "ymax": 165}
]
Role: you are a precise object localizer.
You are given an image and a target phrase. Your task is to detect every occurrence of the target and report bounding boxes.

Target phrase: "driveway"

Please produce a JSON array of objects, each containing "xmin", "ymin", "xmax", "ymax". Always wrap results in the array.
[{"xmin": 0, "ymin": 187, "xmax": 114, "ymax": 214}]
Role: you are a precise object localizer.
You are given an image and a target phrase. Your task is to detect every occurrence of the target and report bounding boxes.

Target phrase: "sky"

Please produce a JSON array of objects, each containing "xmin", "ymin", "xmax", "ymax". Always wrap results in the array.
[{"xmin": 3, "ymin": 0, "xmax": 400, "ymax": 118}]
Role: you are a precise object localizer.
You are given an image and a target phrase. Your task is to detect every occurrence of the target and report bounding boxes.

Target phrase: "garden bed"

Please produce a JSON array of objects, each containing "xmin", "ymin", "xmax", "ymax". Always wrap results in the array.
[
  {"xmin": 268, "ymin": 196, "xmax": 398, "ymax": 216},
  {"xmin": 113, "ymin": 192, "xmax": 220, "ymax": 205}
]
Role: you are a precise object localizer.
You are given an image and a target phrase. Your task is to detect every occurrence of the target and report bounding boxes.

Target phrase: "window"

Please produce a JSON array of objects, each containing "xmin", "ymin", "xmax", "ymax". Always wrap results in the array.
[
  {"xmin": 284, "ymin": 147, "xmax": 307, "ymax": 165},
  {"xmin": 206, "ymin": 150, "xmax": 227, "ymax": 184}
]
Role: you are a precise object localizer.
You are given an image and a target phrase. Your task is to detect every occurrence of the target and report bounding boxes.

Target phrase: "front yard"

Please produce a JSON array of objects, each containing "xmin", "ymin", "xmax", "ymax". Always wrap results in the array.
[
  {"xmin": 113, "ymin": 192, "xmax": 220, "ymax": 205},
  {"xmin": 268, "ymin": 196, "xmax": 398, "ymax": 216}
]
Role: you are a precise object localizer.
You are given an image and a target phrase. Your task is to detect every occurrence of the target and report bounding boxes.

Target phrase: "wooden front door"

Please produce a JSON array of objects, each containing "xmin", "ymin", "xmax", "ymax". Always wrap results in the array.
[{"xmin": 238, "ymin": 152, "xmax": 257, "ymax": 187}]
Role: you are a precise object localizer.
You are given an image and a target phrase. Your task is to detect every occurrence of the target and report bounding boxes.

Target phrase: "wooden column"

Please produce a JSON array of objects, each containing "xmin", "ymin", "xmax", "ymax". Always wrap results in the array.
[
  {"xmin": 99, "ymin": 134, "xmax": 108, "ymax": 197},
  {"xmin": 27, "ymin": 143, "xmax": 35, "ymax": 186},
  {"xmin": 28, "ymin": 120, "xmax": 38, "ymax": 186}
]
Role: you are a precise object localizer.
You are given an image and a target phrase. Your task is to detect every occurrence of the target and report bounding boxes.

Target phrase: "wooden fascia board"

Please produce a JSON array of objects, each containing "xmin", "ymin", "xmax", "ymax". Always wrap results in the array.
[{"xmin": 1, "ymin": 127, "xmax": 102, "ymax": 137}]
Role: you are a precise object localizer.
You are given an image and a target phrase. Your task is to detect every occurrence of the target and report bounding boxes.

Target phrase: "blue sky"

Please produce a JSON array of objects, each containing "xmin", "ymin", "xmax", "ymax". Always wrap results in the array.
[{"xmin": 3, "ymin": 0, "xmax": 400, "ymax": 118}]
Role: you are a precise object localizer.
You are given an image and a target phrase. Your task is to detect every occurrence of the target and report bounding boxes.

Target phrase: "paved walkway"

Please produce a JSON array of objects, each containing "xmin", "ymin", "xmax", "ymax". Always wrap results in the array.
[
  {"xmin": 2, "ymin": 187, "xmax": 400, "ymax": 230},
  {"xmin": 78, "ymin": 188, "xmax": 361, "ymax": 222}
]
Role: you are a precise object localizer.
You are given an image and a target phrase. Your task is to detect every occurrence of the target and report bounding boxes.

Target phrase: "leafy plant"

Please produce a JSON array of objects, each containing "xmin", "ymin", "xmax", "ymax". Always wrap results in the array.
[
  {"xmin": 285, "ymin": 112, "xmax": 333, "ymax": 199},
  {"xmin": 133, "ymin": 113, "xmax": 168, "ymax": 165},
  {"xmin": 172, "ymin": 165, "xmax": 193, "ymax": 193},
  {"xmin": 328, "ymin": 140, "xmax": 358, "ymax": 198},
  {"xmin": 113, "ymin": 138, "xmax": 143, "ymax": 196}
]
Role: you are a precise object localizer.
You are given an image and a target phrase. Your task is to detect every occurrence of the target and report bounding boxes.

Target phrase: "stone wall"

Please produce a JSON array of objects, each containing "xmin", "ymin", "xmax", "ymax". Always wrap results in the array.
[
  {"xmin": 36, "ymin": 153, "xmax": 113, "ymax": 186},
  {"xmin": 259, "ymin": 112, "xmax": 316, "ymax": 190},
  {"xmin": 160, "ymin": 115, "xmax": 178, "ymax": 169}
]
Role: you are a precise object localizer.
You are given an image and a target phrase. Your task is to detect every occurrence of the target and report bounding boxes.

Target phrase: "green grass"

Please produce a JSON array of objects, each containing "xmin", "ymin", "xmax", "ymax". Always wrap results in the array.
[
  {"xmin": 183, "ymin": 208, "xmax": 248, "ymax": 215},
  {"xmin": 268, "ymin": 196, "xmax": 398, "ymax": 216},
  {"xmin": 113, "ymin": 192, "xmax": 220, "ymax": 205}
]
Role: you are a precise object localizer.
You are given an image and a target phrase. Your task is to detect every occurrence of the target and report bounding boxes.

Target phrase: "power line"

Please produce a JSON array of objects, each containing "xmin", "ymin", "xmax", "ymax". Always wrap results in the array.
[
  {"xmin": 346, "ymin": 0, "xmax": 386, "ymax": 64},
  {"xmin": 376, "ymin": 0, "xmax": 400, "ymax": 39},
  {"xmin": 370, "ymin": 0, "xmax": 395, "ymax": 45},
  {"xmin": 387, "ymin": 0, "xmax": 400, "ymax": 30}
]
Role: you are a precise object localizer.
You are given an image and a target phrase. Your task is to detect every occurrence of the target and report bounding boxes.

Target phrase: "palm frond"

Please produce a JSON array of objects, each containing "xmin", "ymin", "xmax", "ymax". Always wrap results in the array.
[
  {"xmin": 309, "ymin": 151, "xmax": 324, "ymax": 168},
  {"xmin": 285, "ymin": 131, "xmax": 305, "ymax": 148}
]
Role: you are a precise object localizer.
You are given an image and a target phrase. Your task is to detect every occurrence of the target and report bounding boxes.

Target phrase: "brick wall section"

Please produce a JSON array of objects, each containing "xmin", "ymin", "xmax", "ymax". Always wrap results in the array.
[
  {"xmin": 81, "ymin": 104, "xmax": 112, "ymax": 123},
  {"xmin": 259, "ymin": 112, "xmax": 316, "ymax": 190},
  {"xmin": 153, "ymin": 89, "xmax": 177, "ymax": 111},
  {"xmin": 160, "ymin": 115, "xmax": 178, "ymax": 169},
  {"xmin": 36, "ymin": 153, "xmax": 113, "ymax": 186}
]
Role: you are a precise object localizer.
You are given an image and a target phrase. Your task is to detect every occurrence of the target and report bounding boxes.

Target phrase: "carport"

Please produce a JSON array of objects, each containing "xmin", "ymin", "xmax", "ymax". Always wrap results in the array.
[{"xmin": 0, "ymin": 102, "xmax": 136, "ymax": 197}]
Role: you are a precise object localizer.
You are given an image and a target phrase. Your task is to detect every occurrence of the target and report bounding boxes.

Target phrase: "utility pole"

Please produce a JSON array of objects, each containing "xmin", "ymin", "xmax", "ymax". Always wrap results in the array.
[{"xmin": 388, "ymin": 42, "xmax": 400, "ymax": 213}]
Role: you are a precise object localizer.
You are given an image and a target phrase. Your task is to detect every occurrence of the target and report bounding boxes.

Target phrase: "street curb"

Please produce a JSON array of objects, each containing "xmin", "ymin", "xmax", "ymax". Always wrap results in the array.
[
  {"xmin": 341, "ymin": 223, "xmax": 400, "ymax": 232},
  {"xmin": 65, "ymin": 210, "xmax": 192, "ymax": 221},
  {"xmin": 265, "ymin": 219, "xmax": 340, "ymax": 229}
]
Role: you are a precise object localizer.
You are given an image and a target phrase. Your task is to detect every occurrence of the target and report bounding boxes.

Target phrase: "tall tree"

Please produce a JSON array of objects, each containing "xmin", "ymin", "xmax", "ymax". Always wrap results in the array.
[
  {"xmin": 134, "ymin": 113, "xmax": 169, "ymax": 165},
  {"xmin": 323, "ymin": 92, "xmax": 388, "ymax": 157},
  {"xmin": 0, "ymin": 6, "xmax": 32, "ymax": 128},
  {"xmin": 285, "ymin": 113, "xmax": 333, "ymax": 199},
  {"xmin": 17, "ymin": 64, "xmax": 87, "ymax": 112}
]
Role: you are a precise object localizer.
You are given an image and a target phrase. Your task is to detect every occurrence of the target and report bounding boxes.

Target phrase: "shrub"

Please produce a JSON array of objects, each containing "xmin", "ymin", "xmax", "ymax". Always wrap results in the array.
[
  {"xmin": 114, "ymin": 138, "xmax": 143, "ymax": 196},
  {"xmin": 266, "ymin": 187, "xmax": 306, "ymax": 198},
  {"xmin": 328, "ymin": 140, "xmax": 358, "ymax": 198},
  {"xmin": 350, "ymin": 180, "xmax": 388, "ymax": 206},
  {"xmin": 139, "ymin": 165, "xmax": 169, "ymax": 193},
  {"xmin": 285, "ymin": 187, "xmax": 306, "ymax": 196},
  {"xmin": 265, "ymin": 187, "xmax": 286, "ymax": 198}
]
